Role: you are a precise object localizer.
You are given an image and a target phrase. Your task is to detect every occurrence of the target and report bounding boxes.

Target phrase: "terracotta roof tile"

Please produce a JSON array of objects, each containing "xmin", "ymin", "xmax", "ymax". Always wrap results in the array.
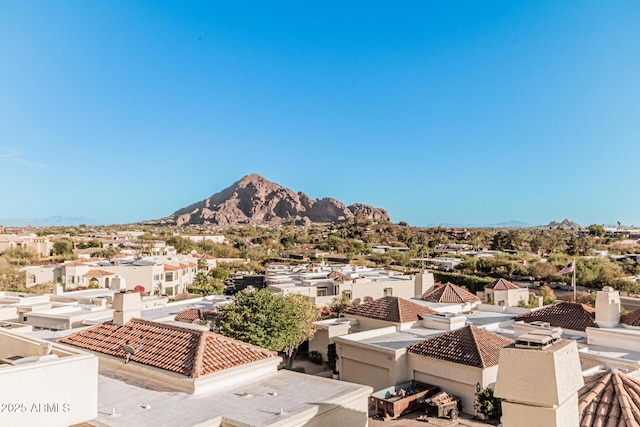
[
  {"xmin": 164, "ymin": 264, "xmax": 180, "ymax": 271},
  {"xmin": 64, "ymin": 260, "xmax": 88, "ymax": 267},
  {"xmin": 343, "ymin": 296, "xmax": 436, "ymax": 323},
  {"xmin": 407, "ymin": 325, "xmax": 514, "ymax": 368},
  {"xmin": 328, "ymin": 271, "xmax": 352, "ymax": 282},
  {"xmin": 175, "ymin": 308, "xmax": 218, "ymax": 323},
  {"xmin": 58, "ymin": 319, "xmax": 274, "ymax": 378},
  {"xmin": 514, "ymin": 302, "xmax": 598, "ymax": 331},
  {"xmin": 620, "ymin": 310, "xmax": 640, "ymax": 327},
  {"xmin": 421, "ymin": 282, "xmax": 480, "ymax": 304},
  {"xmin": 84, "ymin": 269, "xmax": 116, "ymax": 276},
  {"xmin": 485, "ymin": 278, "xmax": 520, "ymax": 290},
  {"xmin": 579, "ymin": 369, "xmax": 640, "ymax": 427}
]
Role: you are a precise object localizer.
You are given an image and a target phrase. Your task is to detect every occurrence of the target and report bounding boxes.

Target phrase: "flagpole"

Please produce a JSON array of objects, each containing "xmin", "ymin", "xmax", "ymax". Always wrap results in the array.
[{"xmin": 571, "ymin": 257, "xmax": 578, "ymax": 302}]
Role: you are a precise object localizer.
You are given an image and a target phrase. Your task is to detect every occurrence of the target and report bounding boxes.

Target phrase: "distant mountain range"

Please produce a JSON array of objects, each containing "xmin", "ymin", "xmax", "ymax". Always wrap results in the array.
[
  {"xmin": 160, "ymin": 174, "xmax": 390, "ymax": 227},
  {"xmin": 424, "ymin": 220, "xmax": 532, "ymax": 228},
  {"xmin": 424, "ymin": 219, "xmax": 583, "ymax": 229},
  {"xmin": 0, "ymin": 215, "xmax": 98, "ymax": 227}
]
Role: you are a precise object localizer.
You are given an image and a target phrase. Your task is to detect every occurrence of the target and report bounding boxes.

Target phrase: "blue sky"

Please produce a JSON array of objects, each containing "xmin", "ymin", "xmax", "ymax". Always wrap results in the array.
[{"xmin": 1, "ymin": 1, "xmax": 639, "ymax": 227}]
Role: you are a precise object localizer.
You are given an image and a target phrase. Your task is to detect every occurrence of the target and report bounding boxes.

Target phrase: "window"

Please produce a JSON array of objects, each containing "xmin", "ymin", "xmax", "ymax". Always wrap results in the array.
[
  {"xmin": 153, "ymin": 274, "xmax": 160, "ymax": 280},
  {"xmin": 165, "ymin": 272, "xmax": 174, "ymax": 281},
  {"xmin": 165, "ymin": 287, "xmax": 173, "ymax": 296},
  {"xmin": 317, "ymin": 288, "xmax": 327, "ymax": 297},
  {"xmin": 342, "ymin": 290, "xmax": 352, "ymax": 299},
  {"xmin": 383, "ymin": 288, "xmax": 393, "ymax": 297}
]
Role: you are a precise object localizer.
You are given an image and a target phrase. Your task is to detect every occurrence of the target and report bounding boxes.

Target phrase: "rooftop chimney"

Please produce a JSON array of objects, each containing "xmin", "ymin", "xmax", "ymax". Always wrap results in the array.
[
  {"xmin": 494, "ymin": 339, "xmax": 583, "ymax": 427},
  {"xmin": 414, "ymin": 271, "xmax": 434, "ymax": 297},
  {"xmin": 112, "ymin": 291, "xmax": 141, "ymax": 325},
  {"xmin": 595, "ymin": 286, "xmax": 620, "ymax": 328}
]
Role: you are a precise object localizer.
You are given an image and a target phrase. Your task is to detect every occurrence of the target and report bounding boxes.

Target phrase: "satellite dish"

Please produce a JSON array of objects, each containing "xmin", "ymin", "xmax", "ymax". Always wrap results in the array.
[{"xmin": 121, "ymin": 343, "xmax": 140, "ymax": 363}]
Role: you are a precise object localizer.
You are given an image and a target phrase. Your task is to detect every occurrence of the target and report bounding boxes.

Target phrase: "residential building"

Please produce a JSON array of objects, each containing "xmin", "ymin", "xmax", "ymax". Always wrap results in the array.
[
  {"xmin": 480, "ymin": 278, "xmax": 530, "ymax": 307},
  {"xmin": 267, "ymin": 263, "xmax": 434, "ymax": 308},
  {"xmin": 0, "ymin": 328, "xmax": 98, "ymax": 427},
  {"xmin": 0, "ymin": 234, "xmax": 53, "ymax": 257},
  {"xmin": 54, "ymin": 292, "xmax": 372, "ymax": 426}
]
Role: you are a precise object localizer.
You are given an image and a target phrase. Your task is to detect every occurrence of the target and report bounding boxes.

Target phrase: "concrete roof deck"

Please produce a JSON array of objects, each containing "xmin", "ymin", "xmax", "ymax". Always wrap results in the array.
[
  {"xmin": 344, "ymin": 327, "xmax": 444, "ymax": 351},
  {"xmin": 464, "ymin": 310, "xmax": 517, "ymax": 329},
  {"xmin": 94, "ymin": 368, "xmax": 370, "ymax": 427}
]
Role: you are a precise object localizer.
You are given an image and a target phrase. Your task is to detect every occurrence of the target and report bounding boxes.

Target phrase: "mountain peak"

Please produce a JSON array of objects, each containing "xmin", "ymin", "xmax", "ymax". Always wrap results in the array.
[
  {"xmin": 168, "ymin": 176, "xmax": 389, "ymax": 227},
  {"xmin": 546, "ymin": 218, "xmax": 583, "ymax": 229}
]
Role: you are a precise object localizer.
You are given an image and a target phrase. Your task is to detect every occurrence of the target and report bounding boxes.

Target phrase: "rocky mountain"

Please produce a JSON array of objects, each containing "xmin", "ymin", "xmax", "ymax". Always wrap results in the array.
[
  {"xmin": 169, "ymin": 174, "xmax": 390, "ymax": 226},
  {"xmin": 546, "ymin": 218, "xmax": 583, "ymax": 229}
]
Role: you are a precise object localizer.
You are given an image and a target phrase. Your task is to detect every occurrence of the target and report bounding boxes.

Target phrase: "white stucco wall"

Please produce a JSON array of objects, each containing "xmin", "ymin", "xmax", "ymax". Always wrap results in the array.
[{"xmin": 0, "ymin": 332, "xmax": 98, "ymax": 427}]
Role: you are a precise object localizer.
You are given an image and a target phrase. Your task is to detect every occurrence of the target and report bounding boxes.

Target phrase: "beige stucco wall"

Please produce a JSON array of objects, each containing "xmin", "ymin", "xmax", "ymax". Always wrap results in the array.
[
  {"xmin": 342, "ymin": 315, "xmax": 399, "ymax": 333},
  {"xmin": 487, "ymin": 288, "xmax": 529, "ymax": 306},
  {"xmin": 336, "ymin": 336, "xmax": 409, "ymax": 392},
  {"xmin": 338, "ymin": 278, "xmax": 415, "ymax": 302},
  {"xmin": 309, "ymin": 321, "xmax": 353, "ymax": 362},
  {"xmin": 494, "ymin": 340, "xmax": 584, "ymax": 409},
  {"xmin": 409, "ymin": 354, "xmax": 495, "ymax": 414},
  {"xmin": 501, "ymin": 393, "xmax": 580, "ymax": 427}
]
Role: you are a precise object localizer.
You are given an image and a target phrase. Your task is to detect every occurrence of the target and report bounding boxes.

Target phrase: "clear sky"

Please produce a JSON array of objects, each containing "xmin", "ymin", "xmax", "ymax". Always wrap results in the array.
[{"xmin": 1, "ymin": 1, "xmax": 639, "ymax": 227}]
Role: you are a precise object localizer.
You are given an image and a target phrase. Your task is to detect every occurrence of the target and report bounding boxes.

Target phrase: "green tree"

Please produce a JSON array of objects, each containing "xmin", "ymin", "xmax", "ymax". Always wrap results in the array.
[
  {"xmin": 166, "ymin": 236, "xmax": 196, "ymax": 254},
  {"xmin": 216, "ymin": 289, "xmax": 317, "ymax": 369},
  {"xmin": 527, "ymin": 262, "xmax": 557, "ymax": 281},
  {"xmin": 197, "ymin": 257, "xmax": 208, "ymax": 272},
  {"xmin": 540, "ymin": 285, "xmax": 556, "ymax": 305},
  {"xmin": 210, "ymin": 264, "xmax": 231, "ymax": 281},
  {"xmin": 192, "ymin": 272, "xmax": 224, "ymax": 295},
  {"xmin": 587, "ymin": 224, "xmax": 605, "ymax": 237},
  {"xmin": 329, "ymin": 295, "xmax": 353, "ymax": 314},
  {"xmin": 474, "ymin": 387, "xmax": 502, "ymax": 420},
  {"xmin": 53, "ymin": 238, "xmax": 74, "ymax": 255}
]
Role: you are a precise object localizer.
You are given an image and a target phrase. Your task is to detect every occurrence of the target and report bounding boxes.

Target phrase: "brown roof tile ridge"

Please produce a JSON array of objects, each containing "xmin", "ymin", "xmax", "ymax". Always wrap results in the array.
[
  {"xmin": 612, "ymin": 370, "xmax": 639, "ymax": 426},
  {"xmin": 56, "ymin": 321, "xmax": 112, "ymax": 344},
  {"xmin": 129, "ymin": 318, "xmax": 203, "ymax": 336},
  {"xmin": 579, "ymin": 371, "xmax": 612, "ymax": 414},
  {"xmin": 193, "ymin": 332, "xmax": 208, "ymax": 379},
  {"xmin": 468, "ymin": 326, "xmax": 486, "ymax": 367},
  {"xmin": 450, "ymin": 283, "xmax": 479, "ymax": 302},
  {"xmin": 618, "ymin": 373, "xmax": 640, "ymax": 425}
]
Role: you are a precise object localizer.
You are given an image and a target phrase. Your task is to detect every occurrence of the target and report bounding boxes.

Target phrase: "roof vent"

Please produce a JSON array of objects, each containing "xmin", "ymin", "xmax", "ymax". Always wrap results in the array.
[
  {"xmin": 529, "ymin": 321, "xmax": 551, "ymax": 328},
  {"xmin": 515, "ymin": 331, "xmax": 561, "ymax": 351}
]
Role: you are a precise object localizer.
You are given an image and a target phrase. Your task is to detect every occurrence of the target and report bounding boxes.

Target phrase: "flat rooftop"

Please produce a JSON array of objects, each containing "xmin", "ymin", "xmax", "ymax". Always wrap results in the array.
[
  {"xmin": 343, "ymin": 327, "xmax": 444, "ymax": 351},
  {"xmin": 93, "ymin": 368, "xmax": 370, "ymax": 427}
]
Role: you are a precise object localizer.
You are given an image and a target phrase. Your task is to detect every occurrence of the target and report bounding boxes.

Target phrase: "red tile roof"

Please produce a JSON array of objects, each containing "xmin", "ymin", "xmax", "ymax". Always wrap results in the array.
[
  {"xmin": 343, "ymin": 296, "xmax": 436, "ymax": 323},
  {"xmin": 164, "ymin": 264, "xmax": 180, "ymax": 271},
  {"xmin": 328, "ymin": 271, "xmax": 352, "ymax": 282},
  {"xmin": 514, "ymin": 302, "xmax": 598, "ymax": 331},
  {"xmin": 84, "ymin": 269, "xmax": 116, "ymax": 276},
  {"xmin": 485, "ymin": 278, "xmax": 520, "ymax": 290},
  {"xmin": 620, "ymin": 310, "xmax": 640, "ymax": 327},
  {"xmin": 407, "ymin": 325, "xmax": 514, "ymax": 368},
  {"xmin": 579, "ymin": 369, "xmax": 640, "ymax": 427},
  {"xmin": 58, "ymin": 319, "xmax": 274, "ymax": 377},
  {"xmin": 421, "ymin": 282, "xmax": 480, "ymax": 304},
  {"xmin": 175, "ymin": 308, "xmax": 218, "ymax": 323},
  {"xmin": 64, "ymin": 260, "xmax": 88, "ymax": 267}
]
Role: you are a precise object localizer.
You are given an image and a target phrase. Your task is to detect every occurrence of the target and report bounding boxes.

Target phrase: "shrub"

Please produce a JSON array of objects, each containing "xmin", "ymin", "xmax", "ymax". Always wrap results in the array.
[
  {"xmin": 474, "ymin": 387, "xmax": 502, "ymax": 420},
  {"xmin": 308, "ymin": 350, "xmax": 323, "ymax": 365},
  {"xmin": 327, "ymin": 343, "xmax": 338, "ymax": 373}
]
